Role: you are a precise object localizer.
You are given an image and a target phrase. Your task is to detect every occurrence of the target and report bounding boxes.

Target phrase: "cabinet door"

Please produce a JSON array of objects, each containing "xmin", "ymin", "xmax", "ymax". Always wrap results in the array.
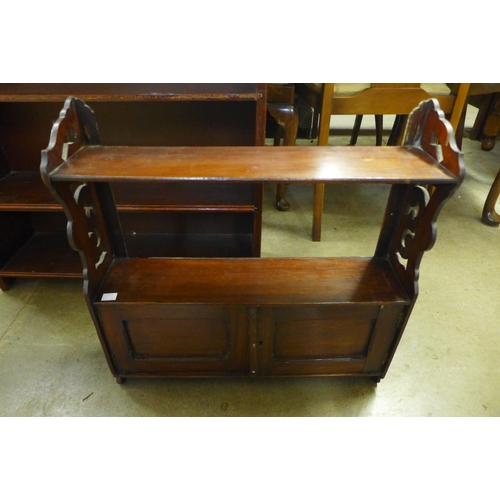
[
  {"xmin": 96, "ymin": 304, "xmax": 249, "ymax": 377},
  {"xmin": 257, "ymin": 305, "xmax": 403, "ymax": 377}
]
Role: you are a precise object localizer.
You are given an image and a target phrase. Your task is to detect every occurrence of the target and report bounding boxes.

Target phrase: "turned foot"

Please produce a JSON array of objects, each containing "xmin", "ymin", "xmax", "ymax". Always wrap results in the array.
[
  {"xmin": 0, "ymin": 277, "xmax": 15, "ymax": 292},
  {"xmin": 276, "ymin": 183, "xmax": 290, "ymax": 211},
  {"xmin": 276, "ymin": 198, "xmax": 290, "ymax": 211},
  {"xmin": 481, "ymin": 136, "xmax": 496, "ymax": 151}
]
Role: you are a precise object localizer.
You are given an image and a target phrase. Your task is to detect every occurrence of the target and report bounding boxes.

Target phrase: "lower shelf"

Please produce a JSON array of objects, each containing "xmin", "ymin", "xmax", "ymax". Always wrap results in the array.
[
  {"xmin": 0, "ymin": 232, "xmax": 81, "ymax": 279},
  {"xmin": 95, "ymin": 256, "xmax": 410, "ymax": 305}
]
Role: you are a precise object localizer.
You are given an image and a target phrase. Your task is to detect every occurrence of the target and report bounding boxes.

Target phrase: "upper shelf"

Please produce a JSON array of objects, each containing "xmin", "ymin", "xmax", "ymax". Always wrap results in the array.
[
  {"xmin": 0, "ymin": 84, "xmax": 265, "ymax": 102},
  {"xmin": 50, "ymin": 145, "xmax": 458, "ymax": 184}
]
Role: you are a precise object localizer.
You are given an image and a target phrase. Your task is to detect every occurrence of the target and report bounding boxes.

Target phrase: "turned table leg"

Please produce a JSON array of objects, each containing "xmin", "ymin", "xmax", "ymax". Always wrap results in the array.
[
  {"xmin": 268, "ymin": 103, "xmax": 298, "ymax": 211},
  {"xmin": 480, "ymin": 93, "xmax": 500, "ymax": 151},
  {"xmin": 482, "ymin": 168, "xmax": 500, "ymax": 226}
]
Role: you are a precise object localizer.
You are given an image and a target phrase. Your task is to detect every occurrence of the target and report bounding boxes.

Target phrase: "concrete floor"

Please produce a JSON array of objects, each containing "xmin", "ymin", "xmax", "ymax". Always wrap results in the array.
[{"xmin": 1, "ymin": 107, "xmax": 499, "ymax": 417}]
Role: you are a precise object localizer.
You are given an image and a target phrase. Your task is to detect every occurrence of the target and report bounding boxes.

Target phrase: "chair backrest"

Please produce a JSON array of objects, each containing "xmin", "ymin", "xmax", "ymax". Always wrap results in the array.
[{"xmin": 315, "ymin": 83, "xmax": 470, "ymax": 146}]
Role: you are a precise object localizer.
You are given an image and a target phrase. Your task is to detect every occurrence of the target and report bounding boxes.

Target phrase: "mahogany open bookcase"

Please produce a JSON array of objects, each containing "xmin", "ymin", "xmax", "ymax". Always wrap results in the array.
[{"xmin": 41, "ymin": 97, "xmax": 463, "ymax": 383}]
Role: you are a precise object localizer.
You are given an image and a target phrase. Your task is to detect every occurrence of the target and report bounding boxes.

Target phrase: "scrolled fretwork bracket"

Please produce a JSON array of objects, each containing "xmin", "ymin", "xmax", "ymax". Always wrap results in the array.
[
  {"xmin": 53, "ymin": 181, "xmax": 115, "ymax": 298},
  {"xmin": 40, "ymin": 97, "xmax": 113, "ymax": 298},
  {"xmin": 405, "ymin": 98, "xmax": 465, "ymax": 182},
  {"xmin": 40, "ymin": 97, "xmax": 100, "ymax": 179},
  {"xmin": 376, "ymin": 99, "xmax": 465, "ymax": 298}
]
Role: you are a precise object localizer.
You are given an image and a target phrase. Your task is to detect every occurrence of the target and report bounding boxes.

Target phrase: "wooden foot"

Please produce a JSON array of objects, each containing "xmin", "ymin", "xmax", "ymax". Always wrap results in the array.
[
  {"xmin": 481, "ymin": 137, "xmax": 497, "ymax": 151},
  {"xmin": 276, "ymin": 183, "xmax": 290, "ymax": 211},
  {"xmin": 116, "ymin": 376, "xmax": 126, "ymax": 384},
  {"xmin": 0, "ymin": 277, "xmax": 15, "ymax": 291}
]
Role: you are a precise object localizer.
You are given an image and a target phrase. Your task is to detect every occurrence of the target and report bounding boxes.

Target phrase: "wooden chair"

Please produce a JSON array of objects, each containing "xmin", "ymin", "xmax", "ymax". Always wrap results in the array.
[{"xmin": 293, "ymin": 83, "xmax": 471, "ymax": 241}]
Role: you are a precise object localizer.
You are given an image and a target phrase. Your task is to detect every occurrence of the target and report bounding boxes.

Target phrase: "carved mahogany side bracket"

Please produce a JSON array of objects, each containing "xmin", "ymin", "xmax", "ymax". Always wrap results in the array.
[
  {"xmin": 40, "ymin": 97, "xmax": 123, "ymax": 298},
  {"xmin": 376, "ymin": 99, "xmax": 464, "ymax": 298}
]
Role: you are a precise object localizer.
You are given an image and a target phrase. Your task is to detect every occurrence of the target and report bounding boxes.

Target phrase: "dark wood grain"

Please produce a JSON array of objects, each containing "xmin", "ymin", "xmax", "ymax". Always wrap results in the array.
[
  {"xmin": 0, "ymin": 83, "xmax": 264, "ymax": 102},
  {"xmin": 53, "ymin": 145, "xmax": 456, "ymax": 183},
  {"xmin": 96, "ymin": 257, "xmax": 409, "ymax": 305}
]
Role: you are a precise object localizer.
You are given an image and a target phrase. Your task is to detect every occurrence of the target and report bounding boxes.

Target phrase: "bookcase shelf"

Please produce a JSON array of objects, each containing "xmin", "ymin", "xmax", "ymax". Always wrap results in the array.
[{"xmin": 0, "ymin": 84, "xmax": 267, "ymax": 290}]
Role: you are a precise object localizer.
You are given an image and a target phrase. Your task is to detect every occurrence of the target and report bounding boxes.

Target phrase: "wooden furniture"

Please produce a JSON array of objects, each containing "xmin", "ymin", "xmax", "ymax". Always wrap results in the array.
[
  {"xmin": 467, "ymin": 84, "xmax": 500, "ymax": 151},
  {"xmin": 478, "ymin": 92, "xmax": 500, "ymax": 226},
  {"xmin": 463, "ymin": 84, "xmax": 500, "ymax": 225},
  {"xmin": 294, "ymin": 83, "xmax": 470, "ymax": 241},
  {"xmin": 0, "ymin": 84, "xmax": 267, "ymax": 291},
  {"xmin": 476, "ymin": 92, "xmax": 500, "ymax": 151},
  {"xmin": 266, "ymin": 83, "xmax": 299, "ymax": 211},
  {"xmin": 41, "ymin": 97, "xmax": 463, "ymax": 384}
]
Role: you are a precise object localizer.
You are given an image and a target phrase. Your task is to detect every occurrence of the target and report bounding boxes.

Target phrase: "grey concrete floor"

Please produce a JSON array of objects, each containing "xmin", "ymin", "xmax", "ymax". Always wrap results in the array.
[{"xmin": 1, "ymin": 108, "xmax": 499, "ymax": 417}]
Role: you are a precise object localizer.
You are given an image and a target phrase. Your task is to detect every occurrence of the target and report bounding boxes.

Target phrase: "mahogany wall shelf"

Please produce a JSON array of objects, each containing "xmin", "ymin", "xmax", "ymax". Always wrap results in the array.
[
  {"xmin": 0, "ymin": 84, "xmax": 267, "ymax": 290},
  {"xmin": 41, "ymin": 97, "xmax": 464, "ymax": 383}
]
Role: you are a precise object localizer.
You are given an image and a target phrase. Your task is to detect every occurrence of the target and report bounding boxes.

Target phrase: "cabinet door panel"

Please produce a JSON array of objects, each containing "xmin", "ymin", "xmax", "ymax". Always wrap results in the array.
[
  {"xmin": 258, "ymin": 305, "xmax": 402, "ymax": 376},
  {"xmin": 96, "ymin": 304, "xmax": 249, "ymax": 377}
]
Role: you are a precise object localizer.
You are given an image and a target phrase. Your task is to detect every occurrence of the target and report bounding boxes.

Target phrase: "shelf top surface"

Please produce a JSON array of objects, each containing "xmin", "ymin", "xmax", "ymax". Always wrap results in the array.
[
  {"xmin": 96, "ymin": 257, "xmax": 410, "ymax": 305},
  {"xmin": 0, "ymin": 84, "xmax": 264, "ymax": 102},
  {"xmin": 51, "ymin": 145, "xmax": 457, "ymax": 184}
]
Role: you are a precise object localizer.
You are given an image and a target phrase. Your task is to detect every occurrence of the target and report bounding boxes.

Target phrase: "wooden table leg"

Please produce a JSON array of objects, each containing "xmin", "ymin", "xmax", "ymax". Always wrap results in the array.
[
  {"xmin": 477, "ymin": 94, "xmax": 500, "ymax": 225},
  {"xmin": 268, "ymin": 103, "xmax": 298, "ymax": 211},
  {"xmin": 482, "ymin": 167, "xmax": 500, "ymax": 226},
  {"xmin": 480, "ymin": 94, "xmax": 500, "ymax": 151}
]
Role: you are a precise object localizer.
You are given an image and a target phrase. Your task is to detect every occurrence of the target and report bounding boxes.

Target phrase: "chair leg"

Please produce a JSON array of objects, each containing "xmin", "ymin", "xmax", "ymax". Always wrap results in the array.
[
  {"xmin": 352, "ymin": 115, "xmax": 383, "ymax": 146},
  {"xmin": 375, "ymin": 115, "xmax": 383, "ymax": 145},
  {"xmin": 312, "ymin": 84, "xmax": 334, "ymax": 241},
  {"xmin": 388, "ymin": 115, "xmax": 408, "ymax": 146},
  {"xmin": 312, "ymin": 183, "xmax": 325, "ymax": 241},
  {"xmin": 350, "ymin": 115, "xmax": 363, "ymax": 145},
  {"xmin": 311, "ymin": 109, "xmax": 319, "ymax": 139}
]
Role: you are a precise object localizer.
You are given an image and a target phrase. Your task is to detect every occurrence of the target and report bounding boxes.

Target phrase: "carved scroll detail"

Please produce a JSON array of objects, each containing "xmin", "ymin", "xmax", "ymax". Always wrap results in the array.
[
  {"xmin": 40, "ymin": 97, "xmax": 100, "ymax": 182},
  {"xmin": 40, "ymin": 97, "xmax": 114, "ymax": 299},
  {"xmin": 380, "ymin": 181, "xmax": 455, "ymax": 299},
  {"xmin": 51, "ymin": 180, "xmax": 114, "ymax": 299},
  {"xmin": 376, "ymin": 100, "xmax": 465, "ymax": 298},
  {"xmin": 394, "ymin": 185, "xmax": 430, "ymax": 271},
  {"xmin": 404, "ymin": 98, "xmax": 464, "ymax": 181},
  {"xmin": 70, "ymin": 183, "xmax": 109, "ymax": 271}
]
